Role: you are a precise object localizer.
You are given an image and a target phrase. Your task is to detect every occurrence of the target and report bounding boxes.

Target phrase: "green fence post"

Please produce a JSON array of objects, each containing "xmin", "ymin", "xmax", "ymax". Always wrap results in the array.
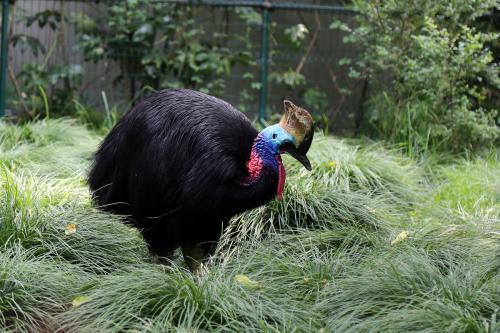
[
  {"xmin": 258, "ymin": 0, "xmax": 270, "ymax": 125},
  {"xmin": 0, "ymin": 0, "xmax": 10, "ymax": 117}
]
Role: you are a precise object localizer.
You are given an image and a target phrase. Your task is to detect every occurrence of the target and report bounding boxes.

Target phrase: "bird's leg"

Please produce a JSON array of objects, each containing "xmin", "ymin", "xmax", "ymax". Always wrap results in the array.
[
  {"xmin": 141, "ymin": 216, "xmax": 181, "ymax": 264},
  {"xmin": 181, "ymin": 242, "xmax": 211, "ymax": 272},
  {"xmin": 150, "ymin": 251, "xmax": 175, "ymax": 265},
  {"xmin": 181, "ymin": 219, "xmax": 229, "ymax": 272}
]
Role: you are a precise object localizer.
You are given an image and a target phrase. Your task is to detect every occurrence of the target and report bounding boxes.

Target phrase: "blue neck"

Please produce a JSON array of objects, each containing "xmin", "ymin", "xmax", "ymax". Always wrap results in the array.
[{"xmin": 252, "ymin": 134, "xmax": 279, "ymax": 172}]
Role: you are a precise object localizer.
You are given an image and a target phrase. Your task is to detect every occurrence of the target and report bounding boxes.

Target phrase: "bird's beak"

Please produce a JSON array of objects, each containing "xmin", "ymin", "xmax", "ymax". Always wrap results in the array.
[
  {"xmin": 281, "ymin": 141, "xmax": 312, "ymax": 170},
  {"xmin": 279, "ymin": 100, "xmax": 314, "ymax": 171}
]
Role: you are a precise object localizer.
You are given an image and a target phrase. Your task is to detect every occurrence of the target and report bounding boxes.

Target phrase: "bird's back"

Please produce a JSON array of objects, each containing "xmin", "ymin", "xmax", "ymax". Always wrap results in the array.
[{"xmin": 88, "ymin": 89, "xmax": 258, "ymax": 220}]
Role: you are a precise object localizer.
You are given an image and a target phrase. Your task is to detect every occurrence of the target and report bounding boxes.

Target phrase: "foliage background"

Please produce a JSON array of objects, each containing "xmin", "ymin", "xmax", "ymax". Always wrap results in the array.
[
  {"xmin": 339, "ymin": 0, "xmax": 499, "ymax": 155},
  {"xmin": 8, "ymin": 0, "xmax": 363, "ymax": 134},
  {"xmin": 6, "ymin": 0, "xmax": 499, "ymax": 155}
]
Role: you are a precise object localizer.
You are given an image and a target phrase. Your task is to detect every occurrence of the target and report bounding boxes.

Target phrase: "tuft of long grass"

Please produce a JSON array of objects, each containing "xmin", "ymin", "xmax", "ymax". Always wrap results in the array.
[
  {"xmin": 0, "ymin": 118, "xmax": 99, "ymax": 178},
  {"xmin": 286, "ymin": 134, "xmax": 427, "ymax": 203},
  {"xmin": 0, "ymin": 118, "xmax": 98, "ymax": 150},
  {"xmin": 58, "ymin": 261, "xmax": 325, "ymax": 332},
  {"xmin": 223, "ymin": 181, "xmax": 394, "ymax": 245},
  {"xmin": 0, "ymin": 247, "xmax": 91, "ymax": 333},
  {"xmin": 0, "ymin": 167, "xmax": 73, "ymax": 248},
  {"xmin": 59, "ymin": 217, "xmax": 384, "ymax": 332},
  {"xmin": 215, "ymin": 231, "xmax": 373, "ymax": 304},
  {"xmin": 0, "ymin": 167, "xmax": 148, "ymax": 273},
  {"xmin": 319, "ymin": 245, "xmax": 499, "ymax": 333},
  {"xmin": 407, "ymin": 205, "xmax": 500, "ymax": 267},
  {"xmin": 432, "ymin": 155, "xmax": 500, "ymax": 213}
]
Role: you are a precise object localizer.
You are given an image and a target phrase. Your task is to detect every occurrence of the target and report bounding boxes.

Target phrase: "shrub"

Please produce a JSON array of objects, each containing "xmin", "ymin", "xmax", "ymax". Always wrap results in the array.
[
  {"xmin": 72, "ymin": 1, "xmax": 254, "ymax": 99},
  {"xmin": 338, "ymin": 0, "xmax": 499, "ymax": 155},
  {"xmin": 10, "ymin": 7, "xmax": 83, "ymax": 118}
]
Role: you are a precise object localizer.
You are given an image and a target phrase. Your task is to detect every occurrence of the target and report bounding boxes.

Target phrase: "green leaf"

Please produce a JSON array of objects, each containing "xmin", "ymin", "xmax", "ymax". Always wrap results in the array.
[
  {"xmin": 71, "ymin": 296, "xmax": 89, "ymax": 307},
  {"xmin": 329, "ymin": 20, "xmax": 350, "ymax": 32},
  {"xmin": 338, "ymin": 58, "xmax": 352, "ymax": 66}
]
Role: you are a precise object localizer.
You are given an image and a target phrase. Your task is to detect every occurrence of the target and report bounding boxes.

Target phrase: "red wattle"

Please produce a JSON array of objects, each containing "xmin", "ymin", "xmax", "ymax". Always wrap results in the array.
[
  {"xmin": 277, "ymin": 156, "xmax": 286, "ymax": 200},
  {"xmin": 245, "ymin": 150, "xmax": 263, "ymax": 183}
]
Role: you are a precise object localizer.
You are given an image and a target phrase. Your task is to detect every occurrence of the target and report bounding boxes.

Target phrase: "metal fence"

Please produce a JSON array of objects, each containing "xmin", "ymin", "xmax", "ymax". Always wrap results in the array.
[{"xmin": 1, "ymin": 0, "xmax": 363, "ymax": 132}]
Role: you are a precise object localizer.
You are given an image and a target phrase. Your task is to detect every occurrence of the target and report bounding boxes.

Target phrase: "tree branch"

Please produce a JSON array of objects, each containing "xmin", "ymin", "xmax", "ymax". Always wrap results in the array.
[
  {"xmin": 294, "ymin": 10, "xmax": 321, "ymax": 74},
  {"xmin": 8, "ymin": 66, "xmax": 33, "ymax": 118}
]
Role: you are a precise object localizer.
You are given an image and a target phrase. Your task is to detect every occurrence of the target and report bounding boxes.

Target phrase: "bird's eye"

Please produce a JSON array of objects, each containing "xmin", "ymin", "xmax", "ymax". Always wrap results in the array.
[{"xmin": 272, "ymin": 133, "xmax": 277, "ymax": 139}]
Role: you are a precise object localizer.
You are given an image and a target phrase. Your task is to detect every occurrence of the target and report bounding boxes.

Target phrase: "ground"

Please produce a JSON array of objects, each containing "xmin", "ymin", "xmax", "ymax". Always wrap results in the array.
[{"xmin": 0, "ymin": 118, "xmax": 498, "ymax": 332}]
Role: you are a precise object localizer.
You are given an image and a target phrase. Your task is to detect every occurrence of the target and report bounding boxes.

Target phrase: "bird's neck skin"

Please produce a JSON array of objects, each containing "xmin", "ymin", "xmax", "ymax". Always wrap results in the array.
[{"xmin": 244, "ymin": 134, "xmax": 286, "ymax": 200}]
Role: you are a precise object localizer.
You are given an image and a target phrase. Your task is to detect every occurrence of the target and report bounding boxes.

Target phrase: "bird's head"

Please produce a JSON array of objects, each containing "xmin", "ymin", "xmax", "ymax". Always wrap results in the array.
[{"xmin": 260, "ymin": 100, "xmax": 314, "ymax": 170}]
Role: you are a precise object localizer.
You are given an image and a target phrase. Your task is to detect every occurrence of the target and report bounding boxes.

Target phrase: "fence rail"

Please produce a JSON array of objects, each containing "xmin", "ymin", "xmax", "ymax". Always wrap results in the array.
[{"xmin": 157, "ymin": 0, "xmax": 356, "ymax": 13}]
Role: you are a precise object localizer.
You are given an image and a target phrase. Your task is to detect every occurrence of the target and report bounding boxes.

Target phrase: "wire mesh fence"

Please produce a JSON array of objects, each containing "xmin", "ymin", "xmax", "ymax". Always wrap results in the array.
[{"xmin": 3, "ymin": 0, "xmax": 363, "ymax": 132}]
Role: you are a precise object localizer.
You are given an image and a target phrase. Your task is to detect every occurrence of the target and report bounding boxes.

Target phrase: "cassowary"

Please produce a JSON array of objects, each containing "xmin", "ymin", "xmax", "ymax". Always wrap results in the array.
[{"xmin": 88, "ymin": 89, "xmax": 314, "ymax": 270}]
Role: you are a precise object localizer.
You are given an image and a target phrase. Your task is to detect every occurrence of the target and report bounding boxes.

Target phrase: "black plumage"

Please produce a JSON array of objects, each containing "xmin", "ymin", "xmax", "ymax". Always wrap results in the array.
[{"xmin": 89, "ymin": 89, "xmax": 283, "ymax": 268}]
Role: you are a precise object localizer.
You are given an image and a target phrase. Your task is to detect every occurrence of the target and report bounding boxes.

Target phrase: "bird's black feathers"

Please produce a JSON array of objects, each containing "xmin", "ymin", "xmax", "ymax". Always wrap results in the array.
[{"xmin": 88, "ymin": 89, "xmax": 278, "ymax": 258}]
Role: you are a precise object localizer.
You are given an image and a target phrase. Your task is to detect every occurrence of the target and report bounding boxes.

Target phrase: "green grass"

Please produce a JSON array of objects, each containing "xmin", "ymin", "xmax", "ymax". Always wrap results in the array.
[
  {"xmin": 0, "ymin": 118, "xmax": 498, "ymax": 332},
  {"xmin": 433, "ymin": 155, "xmax": 500, "ymax": 213},
  {"xmin": 0, "ymin": 247, "xmax": 91, "ymax": 332},
  {"xmin": 0, "ymin": 167, "xmax": 148, "ymax": 273},
  {"xmin": 0, "ymin": 118, "xmax": 99, "ymax": 178},
  {"xmin": 320, "ymin": 246, "xmax": 499, "ymax": 332}
]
